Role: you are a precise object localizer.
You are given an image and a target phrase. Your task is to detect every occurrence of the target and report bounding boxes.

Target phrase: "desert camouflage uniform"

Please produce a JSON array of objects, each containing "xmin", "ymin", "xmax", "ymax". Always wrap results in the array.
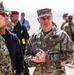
[
  {"xmin": 24, "ymin": 27, "xmax": 74, "ymax": 75},
  {"xmin": 62, "ymin": 22, "xmax": 74, "ymax": 41},
  {"xmin": 61, "ymin": 21, "xmax": 68, "ymax": 30},
  {"xmin": 0, "ymin": 35, "xmax": 12, "ymax": 75}
]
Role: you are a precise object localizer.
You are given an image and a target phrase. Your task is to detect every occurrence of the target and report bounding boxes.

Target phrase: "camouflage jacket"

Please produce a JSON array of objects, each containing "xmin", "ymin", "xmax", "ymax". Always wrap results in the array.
[
  {"xmin": 0, "ymin": 35, "xmax": 12, "ymax": 75},
  {"xmin": 62, "ymin": 22, "xmax": 74, "ymax": 41},
  {"xmin": 24, "ymin": 27, "xmax": 74, "ymax": 68},
  {"xmin": 60, "ymin": 21, "xmax": 67, "ymax": 30}
]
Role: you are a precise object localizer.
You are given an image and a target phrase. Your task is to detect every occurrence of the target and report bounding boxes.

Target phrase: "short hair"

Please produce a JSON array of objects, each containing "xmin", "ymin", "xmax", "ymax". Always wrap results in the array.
[
  {"xmin": 62, "ymin": 13, "xmax": 68, "ymax": 17},
  {"xmin": 21, "ymin": 12, "xmax": 25, "ymax": 15}
]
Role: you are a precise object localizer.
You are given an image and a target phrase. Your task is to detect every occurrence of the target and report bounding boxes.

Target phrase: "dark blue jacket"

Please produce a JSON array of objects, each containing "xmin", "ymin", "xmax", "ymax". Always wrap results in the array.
[{"xmin": 2, "ymin": 29, "xmax": 24, "ymax": 73}]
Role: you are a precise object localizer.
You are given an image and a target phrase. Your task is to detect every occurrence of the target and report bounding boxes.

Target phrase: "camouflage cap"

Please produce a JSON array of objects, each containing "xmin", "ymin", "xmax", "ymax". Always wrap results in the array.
[
  {"xmin": 0, "ymin": 2, "xmax": 8, "ymax": 13},
  {"xmin": 37, "ymin": 8, "xmax": 52, "ymax": 18}
]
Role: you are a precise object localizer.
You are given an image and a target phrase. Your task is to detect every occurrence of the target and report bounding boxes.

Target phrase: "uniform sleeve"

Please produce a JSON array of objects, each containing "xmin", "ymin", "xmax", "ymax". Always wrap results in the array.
[{"xmin": 60, "ymin": 31, "xmax": 74, "ymax": 52}]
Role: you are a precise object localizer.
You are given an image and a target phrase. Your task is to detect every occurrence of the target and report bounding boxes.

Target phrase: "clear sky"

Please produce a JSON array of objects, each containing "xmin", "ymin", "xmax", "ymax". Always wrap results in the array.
[{"xmin": 1, "ymin": 0, "xmax": 74, "ymax": 14}]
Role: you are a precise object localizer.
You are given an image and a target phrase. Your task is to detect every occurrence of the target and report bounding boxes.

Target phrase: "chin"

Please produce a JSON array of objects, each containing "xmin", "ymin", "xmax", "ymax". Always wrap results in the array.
[{"xmin": 45, "ymin": 26, "xmax": 50, "ymax": 29}]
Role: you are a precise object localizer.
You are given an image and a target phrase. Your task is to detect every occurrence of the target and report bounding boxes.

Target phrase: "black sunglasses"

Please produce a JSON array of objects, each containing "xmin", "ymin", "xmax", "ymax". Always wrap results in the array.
[{"xmin": 0, "ymin": 12, "xmax": 6, "ymax": 17}]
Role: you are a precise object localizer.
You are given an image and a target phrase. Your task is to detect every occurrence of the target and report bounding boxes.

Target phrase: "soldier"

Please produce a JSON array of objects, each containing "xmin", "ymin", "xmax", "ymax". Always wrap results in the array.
[
  {"xmin": 62, "ymin": 15, "xmax": 74, "ymax": 42},
  {"xmin": 9, "ymin": 10, "xmax": 30, "ymax": 75},
  {"xmin": 9, "ymin": 11, "xmax": 29, "ymax": 54},
  {"xmin": 61, "ymin": 13, "xmax": 68, "ymax": 30},
  {"xmin": 0, "ymin": 2, "xmax": 24, "ymax": 75},
  {"xmin": 24, "ymin": 8, "xmax": 74, "ymax": 75}
]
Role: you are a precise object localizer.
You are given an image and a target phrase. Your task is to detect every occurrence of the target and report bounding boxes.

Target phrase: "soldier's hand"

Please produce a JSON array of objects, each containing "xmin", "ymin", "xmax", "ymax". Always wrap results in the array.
[{"xmin": 31, "ymin": 49, "xmax": 46, "ymax": 63}]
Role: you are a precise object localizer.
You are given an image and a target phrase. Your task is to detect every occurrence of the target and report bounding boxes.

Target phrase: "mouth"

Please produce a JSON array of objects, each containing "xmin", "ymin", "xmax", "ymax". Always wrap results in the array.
[{"xmin": 44, "ymin": 24, "xmax": 48, "ymax": 27}]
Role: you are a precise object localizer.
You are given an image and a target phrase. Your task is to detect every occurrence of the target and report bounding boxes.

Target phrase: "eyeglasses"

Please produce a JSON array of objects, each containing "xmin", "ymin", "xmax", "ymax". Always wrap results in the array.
[{"xmin": 0, "ymin": 12, "xmax": 6, "ymax": 17}]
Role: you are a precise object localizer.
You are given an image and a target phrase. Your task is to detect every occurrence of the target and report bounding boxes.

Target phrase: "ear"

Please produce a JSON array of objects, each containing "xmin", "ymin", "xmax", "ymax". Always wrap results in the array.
[{"xmin": 37, "ymin": 18, "xmax": 39, "ymax": 22}]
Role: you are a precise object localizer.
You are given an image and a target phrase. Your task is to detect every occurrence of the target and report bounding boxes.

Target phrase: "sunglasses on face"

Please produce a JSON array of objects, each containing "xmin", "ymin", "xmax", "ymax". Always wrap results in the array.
[{"xmin": 0, "ymin": 12, "xmax": 6, "ymax": 17}]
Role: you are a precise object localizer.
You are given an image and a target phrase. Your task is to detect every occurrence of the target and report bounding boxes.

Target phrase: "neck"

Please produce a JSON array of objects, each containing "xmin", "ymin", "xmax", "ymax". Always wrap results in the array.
[
  {"xmin": 14, "ymin": 21, "xmax": 18, "ymax": 26},
  {"xmin": 21, "ymin": 18, "xmax": 25, "ymax": 21},
  {"xmin": 42, "ymin": 27, "xmax": 52, "ymax": 32}
]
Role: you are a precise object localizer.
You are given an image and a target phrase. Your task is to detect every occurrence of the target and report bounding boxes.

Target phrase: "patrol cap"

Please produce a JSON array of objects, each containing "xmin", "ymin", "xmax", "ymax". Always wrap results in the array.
[
  {"xmin": 62, "ymin": 13, "xmax": 68, "ymax": 17},
  {"xmin": 68, "ymin": 15, "xmax": 73, "ymax": 19},
  {"xmin": 9, "ymin": 11, "xmax": 19, "ymax": 15},
  {"xmin": 37, "ymin": 8, "xmax": 52, "ymax": 18},
  {"xmin": 0, "ymin": 2, "xmax": 9, "ymax": 13}
]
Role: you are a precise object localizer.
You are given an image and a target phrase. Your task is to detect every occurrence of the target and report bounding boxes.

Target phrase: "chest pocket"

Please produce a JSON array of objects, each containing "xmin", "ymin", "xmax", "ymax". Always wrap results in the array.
[
  {"xmin": 0, "ymin": 36, "xmax": 12, "ymax": 75},
  {"xmin": 44, "ymin": 35, "xmax": 61, "ymax": 52}
]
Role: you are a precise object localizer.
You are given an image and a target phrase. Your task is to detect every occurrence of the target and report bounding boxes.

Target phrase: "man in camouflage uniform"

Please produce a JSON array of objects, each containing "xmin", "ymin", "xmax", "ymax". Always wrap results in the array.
[
  {"xmin": 62, "ymin": 15, "xmax": 74, "ymax": 42},
  {"xmin": 24, "ymin": 8, "xmax": 74, "ymax": 75},
  {"xmin": 60, "ymin": 13, "xmax": 68, "ymax": 30},
  {"xmin": 0, "ymin": 2, "xmax": 24, "ymax": 75}
]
